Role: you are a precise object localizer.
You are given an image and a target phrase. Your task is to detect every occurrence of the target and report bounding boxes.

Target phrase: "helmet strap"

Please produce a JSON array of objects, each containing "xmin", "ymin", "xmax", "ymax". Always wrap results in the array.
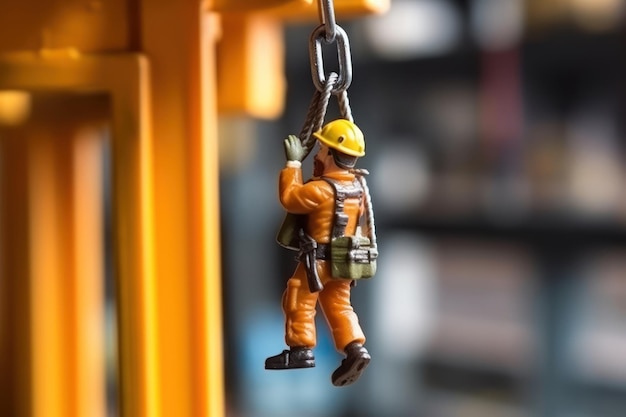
[{"xmin": 330, "ymin": 148, "xmax": 358, "ymax": 169}]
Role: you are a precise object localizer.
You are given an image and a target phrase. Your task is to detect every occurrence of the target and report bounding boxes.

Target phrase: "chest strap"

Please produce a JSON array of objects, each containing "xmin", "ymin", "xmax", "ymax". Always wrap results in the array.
[{"xmin": 322, "ymin": 177, "xmax": 363, "ymax": 239}]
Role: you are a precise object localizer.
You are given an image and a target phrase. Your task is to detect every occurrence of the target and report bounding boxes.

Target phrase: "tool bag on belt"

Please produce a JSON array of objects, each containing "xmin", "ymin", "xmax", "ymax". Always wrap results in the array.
[{"xmin": 323, "ymin": 177, "xmax": 377, "ymax": 280}]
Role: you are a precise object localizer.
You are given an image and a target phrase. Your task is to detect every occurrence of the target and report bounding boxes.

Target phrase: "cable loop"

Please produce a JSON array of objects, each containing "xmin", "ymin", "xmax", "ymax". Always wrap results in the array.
[
  {"xmin": 299, "ymin": 72, "xmax": 339, "ymax": 159},
  {"xmin": 309, "ymin": 24, "xmax": 352, "ymax": 94}
]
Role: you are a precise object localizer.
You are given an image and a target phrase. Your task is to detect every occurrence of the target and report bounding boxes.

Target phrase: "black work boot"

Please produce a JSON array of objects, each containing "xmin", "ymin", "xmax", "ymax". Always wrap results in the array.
[
  {"xmin": 265, "ymin": 347, "xmax": 315, "ymax": 370},
  {"xmin": 331, "ymin": 342, "xmax": 370, "ymax": 386}
]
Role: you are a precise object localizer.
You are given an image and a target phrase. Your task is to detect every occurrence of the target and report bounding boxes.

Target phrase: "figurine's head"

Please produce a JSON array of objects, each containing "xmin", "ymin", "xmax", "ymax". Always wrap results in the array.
[{"xmin": 313, "ymin": 119, "xmax": 365, "ymax": 170}]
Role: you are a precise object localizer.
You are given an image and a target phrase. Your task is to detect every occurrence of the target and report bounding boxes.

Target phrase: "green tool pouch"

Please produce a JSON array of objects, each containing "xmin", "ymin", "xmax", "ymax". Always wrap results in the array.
[
  {"xmin": 324, "ymin": 177, "xmax": 377, "ymax": 281},
  {"xmin": 276, "ymin": 212, "xmax": 304, "ymax": 251},
  {"xmin": 330, "ymin": 235, "xmax": 378, "ymax": 280}
]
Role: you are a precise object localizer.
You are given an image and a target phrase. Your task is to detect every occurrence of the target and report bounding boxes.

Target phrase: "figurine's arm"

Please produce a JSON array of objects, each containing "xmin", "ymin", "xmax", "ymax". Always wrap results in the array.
[
  {"xmin": 279, "ymin": 167, "xmax": 330, "ymax": 214},
  {"xmin": 279, "ymin": 135, "xmax": 331, "ymax": 214}
]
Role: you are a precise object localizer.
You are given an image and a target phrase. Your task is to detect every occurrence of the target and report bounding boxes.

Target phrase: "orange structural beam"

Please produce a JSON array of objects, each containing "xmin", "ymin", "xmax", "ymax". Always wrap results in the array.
[
  {"xmin": 0, "ymin": 0, "xmax": 387, "ymax": 416},
  {"xmin": 138, "ymin": 2, "xmax": 224, "ymax": 415},
  {"xmin": 0, "ymin": 110, "xmax": 35, "ymax": 417},
  {"xmin": 28, "ymin": 111, "xmax": 107, "ymax": 417},
  {"xmin": 0, "ymin": 0, "xmax": 133, "ymax": 53},
  {"xmin": 0, "ymin": 52, "xmax": 158, "ymax": 417},
  {"xmin": 214, "ymin": 0, "xmax": 389, "ymax": 118},
  {"xmin": 0, "ymin": 91, "xmax": 108, "ymax": 417},
  {"xmin": 212, "ymin": 0, "xmax": 389, "ymax": 18},
  {"xmin": 217, "ymin": 14, "xmax": 285, "ymax": 118}
]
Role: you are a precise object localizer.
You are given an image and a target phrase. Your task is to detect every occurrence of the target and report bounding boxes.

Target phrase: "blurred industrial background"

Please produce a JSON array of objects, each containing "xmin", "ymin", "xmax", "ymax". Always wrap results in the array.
[
  {"xmin": 219, "ymin": 0, "xmax": 626, "ymax": 416},
  {"xmin": 2, "ymin": 0, "xmax": 625, "ymax": 416}
]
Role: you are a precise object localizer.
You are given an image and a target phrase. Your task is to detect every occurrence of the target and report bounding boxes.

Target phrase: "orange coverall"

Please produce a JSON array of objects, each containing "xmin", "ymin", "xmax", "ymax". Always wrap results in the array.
[{"xmin": 279, "ymin": 165, "xmax": 366, "ymax": 352}]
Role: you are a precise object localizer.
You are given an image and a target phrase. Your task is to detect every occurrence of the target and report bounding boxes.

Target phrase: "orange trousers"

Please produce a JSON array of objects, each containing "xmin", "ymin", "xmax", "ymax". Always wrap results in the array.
[{"xmin": 282, "ymin": 260, "xmax": 365, "ymax": 352}]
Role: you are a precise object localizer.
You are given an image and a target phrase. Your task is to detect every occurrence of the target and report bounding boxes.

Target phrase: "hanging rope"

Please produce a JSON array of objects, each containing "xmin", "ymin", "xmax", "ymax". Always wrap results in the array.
[
  {"xmin": 357, "ymin": 174, "xmax": 377, "ymax": 250},
  {"xmin": 337, "ymin": 90, "xmax": 353, "ymax": 123},
  {"xmin": 298, "ymin": 72, "xmax": 339, "ymax": 160}
]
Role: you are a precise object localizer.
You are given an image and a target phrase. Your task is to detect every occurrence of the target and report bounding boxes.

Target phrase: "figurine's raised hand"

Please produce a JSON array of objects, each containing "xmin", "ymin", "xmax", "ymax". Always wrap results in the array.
[{"xmin": 283, "ymin": 135, "xmax": 306, "ymax": 162}]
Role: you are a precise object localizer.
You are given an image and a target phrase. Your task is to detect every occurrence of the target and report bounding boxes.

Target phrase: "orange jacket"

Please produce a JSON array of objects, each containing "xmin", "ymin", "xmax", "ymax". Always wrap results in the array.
[{"xmin": 279, "ymin": 166, "xmax": 363, "ymax": 244}]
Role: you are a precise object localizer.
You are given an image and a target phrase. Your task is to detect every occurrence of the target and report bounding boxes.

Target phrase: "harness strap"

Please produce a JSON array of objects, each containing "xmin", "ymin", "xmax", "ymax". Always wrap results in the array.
[
  {"xmin": 322, "ymin": 177, "xmax": 363, "ymax": 239},
  {"xmin": 315, "ymin": 243, "xmax": 331, "ymax": 260}
]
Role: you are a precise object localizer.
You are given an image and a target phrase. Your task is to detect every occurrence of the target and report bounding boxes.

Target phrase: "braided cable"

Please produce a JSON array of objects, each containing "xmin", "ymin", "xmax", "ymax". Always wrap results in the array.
[
  {"xmin": 312, "ymin": 71, "xmax": 337, "ymax": 132},
  {"xmin": 356, "ymin": 174, "xmax": 376, "ymax": 247},
  {"xmin": 337, "ymin": 89, "xmax": 353, "ymax": 123},
  {"xmin": 298, "ymin": 91, "xmax": 321, "ymax": 143},
  {"xmin": 299, "ymin": 72, "xmax": 338, "ymax": 159}
]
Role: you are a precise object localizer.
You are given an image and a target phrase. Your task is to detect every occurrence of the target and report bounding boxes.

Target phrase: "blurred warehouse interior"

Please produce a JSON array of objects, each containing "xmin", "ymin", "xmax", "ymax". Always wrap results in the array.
[
  {"xmin": 6, "ymin": 0, "xmax": 620, "ymax": 416},
  {"xmin": 218, "ymin": 0, "xmax": 626, "ymax": 416}
]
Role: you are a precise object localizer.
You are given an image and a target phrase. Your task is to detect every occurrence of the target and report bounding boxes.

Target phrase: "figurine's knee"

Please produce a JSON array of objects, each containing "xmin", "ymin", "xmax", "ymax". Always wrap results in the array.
[
  {"xmin": 282, "ymin": 272, "xmax": 318, "ymax": 348},
  {"xmin": 282, "ymin": 277, "xmax": 302, "ymax": 313}
]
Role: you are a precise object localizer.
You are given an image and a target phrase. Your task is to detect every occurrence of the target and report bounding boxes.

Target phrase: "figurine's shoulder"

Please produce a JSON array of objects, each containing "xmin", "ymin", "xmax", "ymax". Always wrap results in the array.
[
  {"xmin": 320, "ymin": 174, "xmax": 363, "ymax": 197},
  {"xmin": 304, "ymin": 177, "xmax": 335, "ymax": 194}
]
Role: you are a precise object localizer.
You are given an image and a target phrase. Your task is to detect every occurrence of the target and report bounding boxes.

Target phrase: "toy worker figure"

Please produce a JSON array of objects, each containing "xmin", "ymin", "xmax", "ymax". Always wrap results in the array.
[{"xmin": 265, "ymin": 119, "xmax": 374, "ymax": 387}]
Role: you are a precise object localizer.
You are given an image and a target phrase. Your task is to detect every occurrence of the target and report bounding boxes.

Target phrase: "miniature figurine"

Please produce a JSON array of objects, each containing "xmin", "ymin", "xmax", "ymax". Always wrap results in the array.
[{"xmin": 265, "ymin": 119, "xmax": 377, "ymax": 387}]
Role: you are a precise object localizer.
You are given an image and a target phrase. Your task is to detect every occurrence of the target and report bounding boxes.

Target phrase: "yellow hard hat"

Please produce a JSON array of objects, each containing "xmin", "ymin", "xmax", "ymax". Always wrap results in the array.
[{"xmin": 313, "ymin": 119, "xmax": 365, "ymax": 157}]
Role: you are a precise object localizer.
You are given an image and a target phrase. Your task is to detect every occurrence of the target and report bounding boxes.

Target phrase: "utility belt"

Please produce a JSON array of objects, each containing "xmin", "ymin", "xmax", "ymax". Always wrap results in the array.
[
  {"xmin": 303, "ymin": 243, "xmax": 330, "ymax": 260},
  {"xmin": 300, "ymin": 241, "xmax": 377, "ymax": 264}
]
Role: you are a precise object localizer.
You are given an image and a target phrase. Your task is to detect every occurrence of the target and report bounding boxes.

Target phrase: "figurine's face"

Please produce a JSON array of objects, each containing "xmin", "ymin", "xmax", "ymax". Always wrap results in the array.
[{"xmin": 313, "ymin": 144, "xmax": 334, "ymax": 176}]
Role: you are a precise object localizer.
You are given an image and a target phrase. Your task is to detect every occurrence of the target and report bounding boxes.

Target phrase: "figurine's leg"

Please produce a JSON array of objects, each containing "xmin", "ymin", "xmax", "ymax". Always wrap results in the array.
[
  {"xmin": 317, "ymin": 278, "xmax": 365, "ymax": 351},
  {"xmin": 282, "ymin": 263, "xmax": 319, "ymax": 348},
  {"xmin": 265, "ymin": 263, "xmax": 317, "ymax": 370},
  {"xmin": 318, "ymin": 268, "xmax": 370, "ymax": 386}
]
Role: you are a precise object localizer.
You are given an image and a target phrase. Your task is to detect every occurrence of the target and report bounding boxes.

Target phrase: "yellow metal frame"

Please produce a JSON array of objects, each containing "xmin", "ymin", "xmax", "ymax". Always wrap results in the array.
[
  {"xmin": 0, "ymin": 0, "xmax": 386, "ymax": 415},
  {"xmin": 0, "ymin": 45, "xmax": 224, "ymax": 416},
  {"xmin": 0, "ymin": 52, "xmax": 158, "ymax": 417}
]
